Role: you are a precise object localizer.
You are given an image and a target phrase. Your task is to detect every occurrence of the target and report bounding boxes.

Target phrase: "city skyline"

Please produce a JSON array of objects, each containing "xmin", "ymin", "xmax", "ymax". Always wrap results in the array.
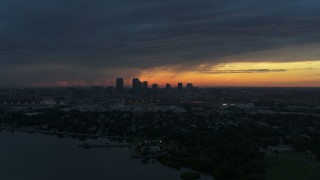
[{"xmin": 97, "ymin": 77, "xmax": 192, "ymax": 89}]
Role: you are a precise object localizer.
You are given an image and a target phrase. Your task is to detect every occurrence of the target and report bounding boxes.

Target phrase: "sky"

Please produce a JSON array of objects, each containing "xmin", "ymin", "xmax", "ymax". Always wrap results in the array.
[{"xmin": 1, "ymin": 0, "xmax": 320, "ymax": 87}]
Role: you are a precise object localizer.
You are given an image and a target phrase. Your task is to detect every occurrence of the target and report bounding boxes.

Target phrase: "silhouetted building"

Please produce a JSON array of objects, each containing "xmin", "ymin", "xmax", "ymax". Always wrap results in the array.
[
  {"xmin": 178, "ymin": 83, "xmax": 183, "ymax": 92},
  {"xmin": 142, "ymin": 81, "xmax": 148, "ymax": 89},
  {"xmin": 166, "ymin": 84, "xmax": 173, "ymax": 95},
  {"xmin": 166, "ymin": 84, "xmax": 172, "ymax": 90},
  {"xmin": 116, "ymin": 78, "xmax": 124, "ymax": 93},
  {"xmin": 152, "ymin": 84, "xmax": 158, "ymax": 89},
  {"xmin": 132, "ymin": 78, "xmax": 142, "ymax": 94},
  {"xmin": 92, "ymin": 86, "xmax": 104, "ymax": 99},
  {"xmin": 186, "ymin": 83, "xmax": 194, "ymax": 91}
]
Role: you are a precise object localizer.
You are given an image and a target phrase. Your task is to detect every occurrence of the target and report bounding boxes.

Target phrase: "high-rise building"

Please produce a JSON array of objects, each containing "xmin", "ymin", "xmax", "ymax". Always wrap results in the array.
[
  {"xmin": 92, "ymin": 86, "xmax": 104, "ymax": 99},
  {"xmin": 152, "ymin": 84, "xmax": 158, "ymax": 89},
  {"xmin": 132, "ymin": 78, "xmax": 142, "ymax": 94},
  {"xmin": 142, "ymin": 81, "xmax": 148, "ymax": 89},
  {"xmin": 116, "ymin": 78, "xmax": 124, "ymax": 93},
  {"xmin": 186, "ymin": 83, "xmax": 194, "ymax": 91},
  {"xmin": 178, "ymin": 83, "xmax": 183, "ymax": 92},
  {"xmin": 166, "ymin": 84, "xmax": 173, "ymax": 96}
]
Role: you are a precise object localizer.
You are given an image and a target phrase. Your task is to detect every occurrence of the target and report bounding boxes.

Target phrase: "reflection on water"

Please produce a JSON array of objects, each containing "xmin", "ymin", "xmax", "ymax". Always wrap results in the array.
[{"xmin": 0, "ymin": 131, "xmax": 212, "ymax": 180}]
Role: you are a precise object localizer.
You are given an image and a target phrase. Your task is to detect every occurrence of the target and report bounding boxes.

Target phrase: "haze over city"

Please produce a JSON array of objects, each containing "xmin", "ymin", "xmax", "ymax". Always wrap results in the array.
[{"xmin": 1, "ymin": 0, "xmax": 320, "ymax": 87}]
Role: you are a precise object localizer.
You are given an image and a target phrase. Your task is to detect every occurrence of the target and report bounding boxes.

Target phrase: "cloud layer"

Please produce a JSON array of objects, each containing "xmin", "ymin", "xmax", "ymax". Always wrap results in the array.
[{"xmin": 1, "ymin": 0, "xmax": 320, "ymax": 86}]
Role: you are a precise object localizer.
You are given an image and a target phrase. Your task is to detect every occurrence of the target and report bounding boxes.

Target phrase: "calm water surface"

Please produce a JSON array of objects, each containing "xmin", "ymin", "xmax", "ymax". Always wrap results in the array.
[{"xmin": 0, "ymin": 130, "xmax": 213, "ymax": 180}]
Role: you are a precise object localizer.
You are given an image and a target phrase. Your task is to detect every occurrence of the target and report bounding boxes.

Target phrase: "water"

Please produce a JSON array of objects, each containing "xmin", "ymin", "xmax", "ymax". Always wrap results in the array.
[{"xmin": 0, "ymin": 131, "xmax": 213, "ymax": 180}]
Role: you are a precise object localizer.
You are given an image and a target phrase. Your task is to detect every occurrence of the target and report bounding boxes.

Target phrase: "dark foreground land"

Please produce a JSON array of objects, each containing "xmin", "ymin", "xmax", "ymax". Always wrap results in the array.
[
  {"xmin": 1, "ymin": 87, "xmax": 320, "ymax": 179},
  {"xmin": 1, "ymin": 105, "xmax": 320, "ymax": 180}
]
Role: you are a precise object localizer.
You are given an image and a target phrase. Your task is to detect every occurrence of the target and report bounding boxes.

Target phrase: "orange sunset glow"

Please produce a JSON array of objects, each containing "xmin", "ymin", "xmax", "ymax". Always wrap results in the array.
[{"xmin": 138, "ymin": 61, "xmax": 320, "ymax": 87}]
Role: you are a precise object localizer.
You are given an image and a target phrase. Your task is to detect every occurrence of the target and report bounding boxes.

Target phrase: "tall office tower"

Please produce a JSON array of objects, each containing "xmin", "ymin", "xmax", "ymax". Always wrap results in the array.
[
  {"xmin": 132, "ymin": 78, "xmax": 142, "ymax": 94},
  {"xmin": 92, "ymin": 86, "xmax": 104, "ymax": 99},
  {"xmin": 142, "ymin": 81, "xmax": 148, "ymax": 89},
  {"xmin": 178, "ymin": 83, "xmax": 183, "ymax": 92},
  {"xmin": 186, "ymin": 83, "xmax": 194, "ymax": 91},
  {"xmin": 116, "ymin": 78, "xmax": 124, "ymax": 93}
]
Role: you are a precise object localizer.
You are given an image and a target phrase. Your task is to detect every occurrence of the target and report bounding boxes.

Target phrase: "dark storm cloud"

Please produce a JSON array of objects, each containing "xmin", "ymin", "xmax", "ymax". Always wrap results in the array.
[{"xmin": 1, "ymin": 0, "xmax": 320, "ymax": 86}]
